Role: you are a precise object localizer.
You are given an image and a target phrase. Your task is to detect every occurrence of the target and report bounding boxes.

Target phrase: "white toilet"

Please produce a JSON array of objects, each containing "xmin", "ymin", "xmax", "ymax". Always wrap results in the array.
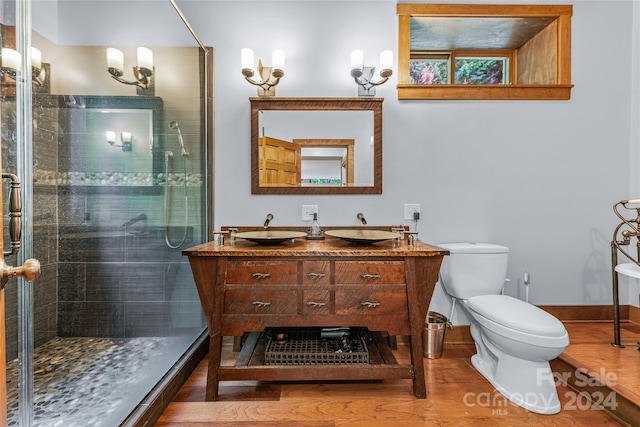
[{"xmin": 437, "ymin": 242, "xmax": 570, "ymax": 415}]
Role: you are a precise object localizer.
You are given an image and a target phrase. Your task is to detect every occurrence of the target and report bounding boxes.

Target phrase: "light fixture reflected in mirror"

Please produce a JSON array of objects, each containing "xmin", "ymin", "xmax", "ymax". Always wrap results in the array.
[
  {"xmin": 106, "ymin": 130, "xmax": 133, "ymax": 152},
  {"xmin": 106, "ymin": 47, "xmax": 154, "ymax": 95},
  {"xmin": 106, "ymin": 130, "xmax": 116, "ymax": 146},
  {"xmin": 241, "ymin": 48, "xmax": 285, "ymax": 97},
  {"xmin": 350, "ymin": 50, "xmax": 393, "ymax": 96}
]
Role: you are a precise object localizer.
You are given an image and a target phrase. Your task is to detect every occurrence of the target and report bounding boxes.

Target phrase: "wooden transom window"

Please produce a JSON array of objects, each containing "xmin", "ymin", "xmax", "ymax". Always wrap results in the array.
[{"xmin": 397, "ymin": 3, "xmax": 573, "ymax": 100}]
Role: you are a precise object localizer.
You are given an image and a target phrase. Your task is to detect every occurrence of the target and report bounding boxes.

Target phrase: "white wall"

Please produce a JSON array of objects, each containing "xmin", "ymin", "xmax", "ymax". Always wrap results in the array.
[{"xmin": 36, "ymin": 1, "xmax": 640, "ymax": 313}]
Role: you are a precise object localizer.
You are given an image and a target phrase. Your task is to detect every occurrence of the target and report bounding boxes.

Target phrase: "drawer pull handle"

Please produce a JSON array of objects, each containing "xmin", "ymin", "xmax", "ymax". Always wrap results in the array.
[
  {"xmin": 360, "ymin": 273, "xmax": 381, "ymax": 280},
  {"xmin": 252, "ymin": 273, "xmax": 271, "ymax": 279},
  {"xmin": 252, "ymin": 301, "xmax": 271, "ymax": 307},
  {"xmin": 360, "ymin": 301, "xmax": 381, "ymax": 308},
  {"xmin": 306, "ymin": 273, "xmax": 325, "ymax": 279},
  {"xmin": 306, "ymin": 301, "xmax": 326, "ymax": 308}
]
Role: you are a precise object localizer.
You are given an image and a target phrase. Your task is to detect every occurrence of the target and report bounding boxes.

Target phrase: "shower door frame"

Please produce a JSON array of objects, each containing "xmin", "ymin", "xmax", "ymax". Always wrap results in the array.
[{"xmin": 6, "ymin": 1, "xmax": 215, "ymax": 424}]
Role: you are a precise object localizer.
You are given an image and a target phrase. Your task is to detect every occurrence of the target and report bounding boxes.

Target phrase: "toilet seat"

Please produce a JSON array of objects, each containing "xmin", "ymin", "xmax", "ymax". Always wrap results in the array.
[{"xmin": 467, "ymin": 295, "xmax": 569, "ymax": 346}]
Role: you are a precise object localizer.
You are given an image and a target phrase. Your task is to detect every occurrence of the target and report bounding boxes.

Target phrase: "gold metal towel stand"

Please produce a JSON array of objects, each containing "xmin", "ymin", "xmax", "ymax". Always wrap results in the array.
[{"xmin": 610, "ymin": 199, "xmax": 640, "ymax": 349}]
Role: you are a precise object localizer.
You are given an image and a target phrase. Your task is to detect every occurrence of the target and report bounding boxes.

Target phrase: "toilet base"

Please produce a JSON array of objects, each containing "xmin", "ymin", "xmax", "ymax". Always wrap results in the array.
[{"xmin": 471, "ymin": 353, "xmax": 561, "ymax": 414}]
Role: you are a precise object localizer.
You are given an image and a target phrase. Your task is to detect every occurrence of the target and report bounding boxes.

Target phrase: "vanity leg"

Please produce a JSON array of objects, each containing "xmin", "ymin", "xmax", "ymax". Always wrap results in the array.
[
  {"xmin": 405, "ymin": 257, "xmax": 429, "ymax": 399},
  {"xmin": 409, "ymin": 328, "xmax": 427, "ymax": 399},
  {"xmin": 205, "ymin": 333, "xmax": 222, "ymax": 401}
]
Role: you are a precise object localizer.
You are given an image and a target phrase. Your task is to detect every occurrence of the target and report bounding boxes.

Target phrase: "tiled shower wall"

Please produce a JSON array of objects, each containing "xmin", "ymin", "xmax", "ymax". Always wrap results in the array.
[
  {"xmin": 56, "ymin": 215, "xmax": 196, "ymax": 338},
  {"xmin": 3, "ymin": 95, "xmax": 203, "ymax": 360},
  {"xmin": 2, "ymin": 97, "xmax": 60, "ymax": 360}
]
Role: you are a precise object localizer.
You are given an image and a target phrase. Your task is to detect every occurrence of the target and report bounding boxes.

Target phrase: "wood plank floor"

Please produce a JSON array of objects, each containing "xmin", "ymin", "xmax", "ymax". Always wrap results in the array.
[
  {"xmin": 156, "ymin": 322, "xmax": 639, "ymax": 426},
  {"xmin": 553, "ymin": 321, "xmax": 640, "ymax": 426}
]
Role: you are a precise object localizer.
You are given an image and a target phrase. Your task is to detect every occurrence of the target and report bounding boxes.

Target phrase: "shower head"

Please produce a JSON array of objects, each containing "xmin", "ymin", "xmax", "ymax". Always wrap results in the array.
[{"xmin": 169, "ymin": 121, "xmax": 189, "ymax": 157}]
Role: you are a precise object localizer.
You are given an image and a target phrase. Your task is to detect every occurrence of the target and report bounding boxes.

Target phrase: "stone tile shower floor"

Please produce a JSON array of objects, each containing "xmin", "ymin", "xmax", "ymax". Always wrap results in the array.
[{"xmin": 6, "ymin": 336, "xmax": 174, "ymax": 426}]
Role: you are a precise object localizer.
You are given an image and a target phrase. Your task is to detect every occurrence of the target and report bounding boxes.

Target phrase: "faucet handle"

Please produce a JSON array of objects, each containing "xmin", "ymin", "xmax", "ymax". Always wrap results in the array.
[
  {"xmin": 391, "ymin": 227, "xmax": 405, "ymax": 239},
  {"xmin": 405, "ymin": 230, "xmax": 418, "ymax": 246}
]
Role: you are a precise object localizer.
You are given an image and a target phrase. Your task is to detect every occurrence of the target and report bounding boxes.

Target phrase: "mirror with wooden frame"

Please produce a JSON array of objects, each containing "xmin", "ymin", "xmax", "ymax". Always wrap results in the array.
[{"xmin": 251, "ymin": 98, "xmax": 383, "ymax": 194}]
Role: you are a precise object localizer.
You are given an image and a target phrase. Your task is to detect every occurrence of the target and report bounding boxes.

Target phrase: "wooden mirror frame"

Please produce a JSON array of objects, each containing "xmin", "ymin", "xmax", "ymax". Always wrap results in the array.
[{"xmin": 250, "ymin": 97, "xmax": 383, "ymax": 194}]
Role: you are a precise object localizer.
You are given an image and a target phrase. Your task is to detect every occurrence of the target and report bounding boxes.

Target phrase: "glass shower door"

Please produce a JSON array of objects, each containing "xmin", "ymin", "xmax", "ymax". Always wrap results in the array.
[
  {"xmin": 3, "ymin": 0, "xmax": 210, "ymax": 425},
  {"xmin": 2, "ymin": 0, "xmax": 39, "ymax": 425}
]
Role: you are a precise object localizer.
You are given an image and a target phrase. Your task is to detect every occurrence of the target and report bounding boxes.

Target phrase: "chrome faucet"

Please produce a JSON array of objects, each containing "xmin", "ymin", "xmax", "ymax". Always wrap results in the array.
[
  {"xmin": 357, "ymin": 212, "xmax": 367, "ymax": 225},
  {"xmin": 263, "ymin": 213, "xmax": 274, "ymax": 228}
]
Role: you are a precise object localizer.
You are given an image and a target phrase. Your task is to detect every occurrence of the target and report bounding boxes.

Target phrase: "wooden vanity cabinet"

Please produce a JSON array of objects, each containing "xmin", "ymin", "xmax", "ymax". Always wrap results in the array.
[{"xmin": 183, "ymin": 233, "xmax": 448, "ymax": 401}]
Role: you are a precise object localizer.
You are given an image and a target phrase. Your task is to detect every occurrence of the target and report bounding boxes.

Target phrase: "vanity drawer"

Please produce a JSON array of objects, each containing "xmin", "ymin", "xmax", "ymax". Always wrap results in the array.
[
  {"xmin": 335, "ymin": 261, "xmax": 405, "ymax": 285},
  {"xmin": 302, "ymin": 290, "xmax": 331, "ymax": 314},
  {"xmin": 224, "ymin": 290, "xmax": 298, "ymax": 314},
  {"xmin": 226, "ymin": 260, "xmax": 298, "ymax": 284},
  {"xmin": 302, "ymin": 261, "xmax": 330, "ymax": 285},
  {"xmin": 335, "ymin": 289, "xmax": 407, "ymax": 315}
]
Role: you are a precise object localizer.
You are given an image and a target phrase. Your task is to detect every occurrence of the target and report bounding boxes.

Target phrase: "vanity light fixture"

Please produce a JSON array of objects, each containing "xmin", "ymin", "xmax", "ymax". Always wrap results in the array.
[
  {"xmin": 350, "ymin": 50, "xmax": 393, "ymax": 96},
  {"xmin": 106, "ymin": 47, "xmax": 154, "ymax": 95},
  {"xmin": 241, "ymin": 48, "xmax": 285, "ymax": 97},
  {"xmin": 106, "ymin": 130, "xmax": 133, "ymax": 152},
  {"xmin": 1, "ymin": 47, "xmax": 48, "ymax": 87}
]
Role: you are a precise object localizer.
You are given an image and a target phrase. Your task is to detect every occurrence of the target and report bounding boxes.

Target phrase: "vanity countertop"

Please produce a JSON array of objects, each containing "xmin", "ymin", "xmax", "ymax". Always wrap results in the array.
[{"xmin": 182, "ymin": 235, "xmax": 448, "ymax": 258}]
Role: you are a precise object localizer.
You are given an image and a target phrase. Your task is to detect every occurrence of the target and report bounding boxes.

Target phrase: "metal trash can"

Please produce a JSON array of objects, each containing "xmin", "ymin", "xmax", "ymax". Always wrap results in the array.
[{"xmin": 423, "ymin": 311, "xmax": 448, "ymax": 359}]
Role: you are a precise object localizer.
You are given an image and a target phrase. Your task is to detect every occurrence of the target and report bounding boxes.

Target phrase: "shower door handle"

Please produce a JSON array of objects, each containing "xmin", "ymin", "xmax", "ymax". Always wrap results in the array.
[
  {"xmin": 0, "ymin": 173, "xmax": 41, "ymax": 288},
  {"xmin": 0, "ymin": 258, "xmax": 40, "ymax": 289},
  {"xmin": 2, "ymin": 173, "xmax": 21, "ymax": 256}
]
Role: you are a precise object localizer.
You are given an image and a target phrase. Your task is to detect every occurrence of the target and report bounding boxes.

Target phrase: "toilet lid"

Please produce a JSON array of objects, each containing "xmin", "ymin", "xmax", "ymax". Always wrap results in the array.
[{"xmin": 467, "ymin": 295, "xmax": 566, "ymax": 337}]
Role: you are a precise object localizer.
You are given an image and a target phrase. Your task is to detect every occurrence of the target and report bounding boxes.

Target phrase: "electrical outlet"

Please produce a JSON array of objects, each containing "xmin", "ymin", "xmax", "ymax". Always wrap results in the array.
[
  {"xmin": 301, "ymin": 205, "xmax": 318, "ymax": 221},
  {"xmin": 404, "ymin": 203, "xmax": 420, "ymax": 220}
]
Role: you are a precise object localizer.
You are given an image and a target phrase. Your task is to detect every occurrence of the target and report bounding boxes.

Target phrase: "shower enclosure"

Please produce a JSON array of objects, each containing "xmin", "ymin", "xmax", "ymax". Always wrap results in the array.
[{"xmin": 1, "ymin": 1, "xmax": 212, "ymax": 425}]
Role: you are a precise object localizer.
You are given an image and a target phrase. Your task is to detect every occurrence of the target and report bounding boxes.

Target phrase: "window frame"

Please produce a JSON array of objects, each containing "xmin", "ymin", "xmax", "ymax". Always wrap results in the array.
[
  {"xmin": 411, "ymin": 50, "xmax": 515, "ymax": 85},
  {"xmin": 397, "ymin": 3, "xmax": 573, "ymax": 100}
]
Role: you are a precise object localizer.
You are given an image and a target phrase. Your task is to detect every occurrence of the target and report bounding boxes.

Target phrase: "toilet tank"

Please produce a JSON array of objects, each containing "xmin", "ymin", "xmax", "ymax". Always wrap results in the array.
[{"xmin": 437, "ymin": 243, "xmax": 509, "ymax": 300}]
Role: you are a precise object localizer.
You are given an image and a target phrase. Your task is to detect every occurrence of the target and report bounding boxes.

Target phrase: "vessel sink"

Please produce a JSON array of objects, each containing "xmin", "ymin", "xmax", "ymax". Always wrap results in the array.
[
  {"xmin": 234, "ymin": 230, "xmax": 307, "ymax": 244},
  {"xmin": 324, "ymin": 229, "xmax": 399, "ymax": 244}
]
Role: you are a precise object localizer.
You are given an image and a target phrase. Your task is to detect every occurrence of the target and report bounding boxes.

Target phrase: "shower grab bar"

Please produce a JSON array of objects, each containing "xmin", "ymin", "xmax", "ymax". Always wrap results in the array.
[{"xmin": 2, "ymin": 173, "xmax": 21, "ymax": 256}]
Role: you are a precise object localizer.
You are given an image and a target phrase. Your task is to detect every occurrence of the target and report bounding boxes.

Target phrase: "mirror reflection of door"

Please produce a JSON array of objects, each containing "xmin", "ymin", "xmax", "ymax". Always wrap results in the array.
[
  {"xmin": 258, "ymin": 136, "xmax": 301, "ymax": 186},
  {"xmin": 294, "ymin": 139, "xmax": 354, "ymax": 186},
  {"xmin": 256, "ymin": 107, "xmax": 376, "ymax": 191},
  {"xmin": 259, "ymin": 136, "xmax": 355, "ymax": 187}
]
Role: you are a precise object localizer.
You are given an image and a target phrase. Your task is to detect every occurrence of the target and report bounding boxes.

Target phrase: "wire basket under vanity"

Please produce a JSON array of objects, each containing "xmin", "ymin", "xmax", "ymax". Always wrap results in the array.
[{"xmin": 263, "ymin": 327, "xmax": 370, "ymax": 365}]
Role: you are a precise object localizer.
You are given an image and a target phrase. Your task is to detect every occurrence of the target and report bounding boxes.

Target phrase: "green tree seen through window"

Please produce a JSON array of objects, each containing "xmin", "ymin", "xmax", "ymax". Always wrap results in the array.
[{"xmin": 410, "ymin": 57, "xmax": 506, "ymax": 85}]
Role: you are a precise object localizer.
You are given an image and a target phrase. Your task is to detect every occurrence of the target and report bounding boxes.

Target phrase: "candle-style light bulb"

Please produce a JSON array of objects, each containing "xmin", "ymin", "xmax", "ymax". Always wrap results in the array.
[
  {"xmin": 137, "ymin": 47, "xmax": 153, "ymax": 73},
  {"xmin": 31, "ymin": 47, "xmax": 42, "ymax": 71},
  {"xmin": 350, "ymin": 50, "xmax": 364, "ymax": 78},
  {"xmin": 106, "ymin": 47, "xmax": 124, "ymax": 75},
  {"xmin": 272, "ymin": 49, "xmax": 285, "ymax": 78},
  {"xmin": 241, "ymin": 48, "xmax": 255, "ymax": 77},
  {"xmin": 1, "ymin": 48, "xmax": 22, "ymax": 73},
  {"xmin": 379, "ymin": 50, "xmax": 393, "ymax": 77}
]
